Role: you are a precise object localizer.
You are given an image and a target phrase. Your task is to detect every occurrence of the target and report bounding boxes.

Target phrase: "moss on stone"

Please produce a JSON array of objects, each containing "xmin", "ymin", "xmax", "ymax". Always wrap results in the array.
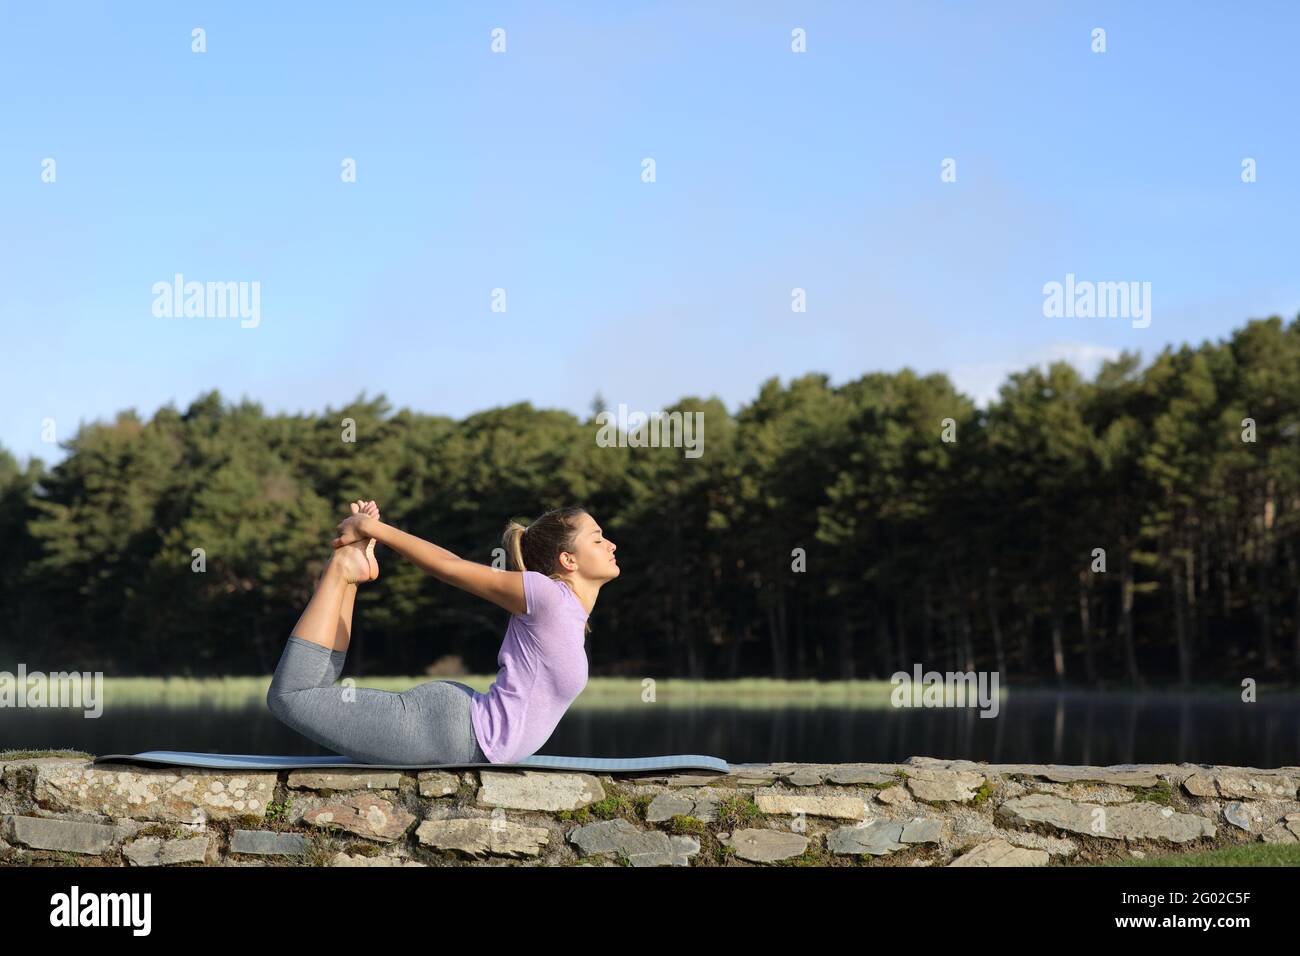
[
  {"xmin": 665, "ymin": 814, "xmax": 708, "ymax": 836},
  {"xmin": 0, "ymin": 748, "xmax": 93, "ymax": 760},
  {"xmin": 1130, "ymin": 780, "xmax": 1174, "ymax": 806},
  {"xmin": 698, "ymin": 834, "xmax": 737, "ymax": 866},
  {"xmin": 587, "ymin": 792, "xmax": 639, "ymax": 821},
  {"xmin": 784, "ymin": 840, "xmax": 833, "ymax": 867},
  {"xmin": 133, "ymin": 822, "xmax": 186, "ymax": 840},
  {"xmin": 715, "ymin": 794, "xmax": 764, "ymax": 831}
]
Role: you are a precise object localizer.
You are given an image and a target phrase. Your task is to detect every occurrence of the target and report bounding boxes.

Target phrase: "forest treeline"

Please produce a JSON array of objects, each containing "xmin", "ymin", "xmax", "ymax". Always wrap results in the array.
[{"xmin": 3, "ymin": 315, "xmax": 1300, "ymax": 686}]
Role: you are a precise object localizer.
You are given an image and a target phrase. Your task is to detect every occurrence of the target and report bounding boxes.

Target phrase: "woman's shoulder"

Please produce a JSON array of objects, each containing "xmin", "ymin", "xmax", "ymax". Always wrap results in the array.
[{"xmin": 521, "ymin": 571, "xmax": 587, "ymax": 621}]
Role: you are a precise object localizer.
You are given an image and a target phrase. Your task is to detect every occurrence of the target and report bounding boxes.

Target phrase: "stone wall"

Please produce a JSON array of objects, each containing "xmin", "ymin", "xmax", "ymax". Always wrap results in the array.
[{"xmin": 2, "ymin": 753, "xmax": 1298, "ymax": 866}]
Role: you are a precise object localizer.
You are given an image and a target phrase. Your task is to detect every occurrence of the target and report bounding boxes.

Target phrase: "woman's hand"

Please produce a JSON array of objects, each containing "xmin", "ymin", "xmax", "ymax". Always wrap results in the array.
[
  {"xmin": 332, "ymin": 514, "xmax": 372, "ymax": 548},
  {"xmin": 332, "ymin": 499, "xmax": 380, "ymax": 548}
]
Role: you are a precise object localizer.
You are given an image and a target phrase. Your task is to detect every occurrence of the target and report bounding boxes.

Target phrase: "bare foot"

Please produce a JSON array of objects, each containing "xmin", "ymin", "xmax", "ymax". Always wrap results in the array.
[
  {"xmin": 350, "ymin": 499, "xmax": 381, "ymax": 582},
  {"xmin": 332, "ymin": 540, "xmax": 374, "ymax": 584}
]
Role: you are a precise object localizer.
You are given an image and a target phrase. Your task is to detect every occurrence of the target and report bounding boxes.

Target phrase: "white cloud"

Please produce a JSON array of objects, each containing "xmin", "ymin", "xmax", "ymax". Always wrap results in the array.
[{"xmin": 949, "ymin": 341, "xmax": 1123, "ymax": 407}]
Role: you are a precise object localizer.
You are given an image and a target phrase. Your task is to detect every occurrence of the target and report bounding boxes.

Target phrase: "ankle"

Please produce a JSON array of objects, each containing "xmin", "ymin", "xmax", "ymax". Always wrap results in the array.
[{"xmin": 322, "ymin": 553, "xmax": 351, "ymax": 580}]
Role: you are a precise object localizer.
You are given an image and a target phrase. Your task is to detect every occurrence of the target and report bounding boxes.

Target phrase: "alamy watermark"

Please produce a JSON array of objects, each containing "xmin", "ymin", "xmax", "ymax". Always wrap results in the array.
[
  {"xmin": 595, "ymin": 403, "xmax": 704, "ymax": 459},
  {"xmin": 152, "ymin": 273, "xmax": 261, "ymax": 328},
  {"xmin": 50, "ymin": 885, "xmax": 150, "ymax": 935},
  {"xmin": 0, "ymin": 664, "xmax": 103, "ymax": 718},
  {"xmin": 1042, "ymin": 273, "xmax": 1151, "ymax": 329},
  {"xmin": 890, "ymin": 664, "xmax": 1000, "ymax": 718}
]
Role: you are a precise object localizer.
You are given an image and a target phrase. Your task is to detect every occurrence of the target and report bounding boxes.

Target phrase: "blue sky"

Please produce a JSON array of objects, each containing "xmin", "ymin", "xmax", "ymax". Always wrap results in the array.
[{"xmin": 3, "ymin": 1, "xmax": 1298, "ymax": 466}]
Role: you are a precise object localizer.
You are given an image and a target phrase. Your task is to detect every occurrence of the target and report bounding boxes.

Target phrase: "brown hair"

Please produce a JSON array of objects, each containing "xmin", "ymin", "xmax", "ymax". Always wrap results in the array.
[{"xmin": 502, "ymin": 505, "xmax": 593, "ymax": 635}]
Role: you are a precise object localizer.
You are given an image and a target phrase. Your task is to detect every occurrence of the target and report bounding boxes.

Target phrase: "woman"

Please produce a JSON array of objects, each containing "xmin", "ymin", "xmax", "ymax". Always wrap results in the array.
[{"xmin": 265, "ymin": 502, "xmax": 619, "ymax": 765}]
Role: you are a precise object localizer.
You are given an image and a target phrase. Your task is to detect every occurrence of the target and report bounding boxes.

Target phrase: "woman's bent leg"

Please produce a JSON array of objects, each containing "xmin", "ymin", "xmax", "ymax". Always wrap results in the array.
[
  {"xmin": 268, "ymin": 635, "xmax": 348, "ymax": 694},
  {"xmin": 290, "ymin": 554, "xmax": 352, "ymax": 652},
  {"xmin": 266, "ymin": 637, "xmax": 420, "ymax": 763},
  {"xmin": 409, "ymin": 680, "xmax": 486, "ymax": 764},
  {"xmin": 267, "ymin": 639, "xmax": 483, "ymax": 764}
]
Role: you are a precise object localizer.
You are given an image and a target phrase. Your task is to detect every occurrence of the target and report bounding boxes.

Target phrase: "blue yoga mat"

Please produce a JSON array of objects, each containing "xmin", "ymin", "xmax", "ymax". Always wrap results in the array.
[{"xmin": 93, "ymin": 751, "xmax": 732, "ymax": 774}]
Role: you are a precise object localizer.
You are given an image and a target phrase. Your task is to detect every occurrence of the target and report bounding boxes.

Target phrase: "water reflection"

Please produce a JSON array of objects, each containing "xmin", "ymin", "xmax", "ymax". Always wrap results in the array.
[{"xmin": 4, "ymin": 689, "xmax": 1298, "ymax": 767}]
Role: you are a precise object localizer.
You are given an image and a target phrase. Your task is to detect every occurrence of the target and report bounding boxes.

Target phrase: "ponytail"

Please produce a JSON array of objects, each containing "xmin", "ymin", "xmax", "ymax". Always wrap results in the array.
[{"xmin": 503, "ymin": 520, "xmax": 529, "ymax": 571}]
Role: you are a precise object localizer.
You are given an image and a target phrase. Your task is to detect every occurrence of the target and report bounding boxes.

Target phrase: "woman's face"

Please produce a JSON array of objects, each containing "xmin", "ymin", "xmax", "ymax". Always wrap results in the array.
[{"xmin": 565, "ymin": 512, "xmax": 619, "ymax": 581}]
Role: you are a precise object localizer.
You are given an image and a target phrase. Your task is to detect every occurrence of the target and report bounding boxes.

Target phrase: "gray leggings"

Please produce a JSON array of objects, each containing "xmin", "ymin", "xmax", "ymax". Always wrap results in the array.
[{"xmin": 266, "ymin": 635, "xmax": 488, "ymax": 765}]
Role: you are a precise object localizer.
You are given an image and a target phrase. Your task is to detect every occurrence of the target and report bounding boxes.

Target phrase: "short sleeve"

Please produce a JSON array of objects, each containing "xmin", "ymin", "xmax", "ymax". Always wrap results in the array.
[{"xmin": 521, "ymin": 571, "xmax": 564, "ymax": 622}]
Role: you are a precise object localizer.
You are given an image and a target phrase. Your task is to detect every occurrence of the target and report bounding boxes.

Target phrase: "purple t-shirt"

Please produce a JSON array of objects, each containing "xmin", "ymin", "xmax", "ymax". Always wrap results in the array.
[{"xmin": 470, "ymin": 570, "xmax": 589, "ymax": 763}]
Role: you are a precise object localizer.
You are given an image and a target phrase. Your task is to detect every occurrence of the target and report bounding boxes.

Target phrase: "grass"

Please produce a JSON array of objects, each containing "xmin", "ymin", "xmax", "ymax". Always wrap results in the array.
[
  {"xmin": 0, "ymin": 748, "xmax": 94, "ymax": 760},
  {"xmin": 1094, "ymin": 842, "xmax": 1300, "ymax": 866},
  {"xmin": 2, "ymin": 675, "xmax": 1014, "ymax": 713},
  {"xmin": 34, "ymin": 676, "xmax": 963, "ymax": 709},
  {"xmin": 18, "ymin": 675, "xmax": 1288, "ymax": 712}
]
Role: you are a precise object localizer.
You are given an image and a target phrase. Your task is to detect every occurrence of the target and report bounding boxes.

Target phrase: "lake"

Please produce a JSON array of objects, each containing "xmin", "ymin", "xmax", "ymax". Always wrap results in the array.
[{"xmin": 3, "ymin": 683, "xmax": 1298, "ymax": 767}]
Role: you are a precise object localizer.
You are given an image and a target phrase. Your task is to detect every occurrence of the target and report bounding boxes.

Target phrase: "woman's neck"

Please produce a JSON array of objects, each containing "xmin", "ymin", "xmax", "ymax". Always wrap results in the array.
[{"xmin": 558, "ymin": 575, "xmax": 599, "ymax": 616}]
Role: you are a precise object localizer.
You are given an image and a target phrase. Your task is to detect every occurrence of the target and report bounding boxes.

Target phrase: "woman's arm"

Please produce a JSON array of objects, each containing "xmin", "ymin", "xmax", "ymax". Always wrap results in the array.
[{"xmin": 352, "ymin": 517, "xmax": 527, "ymax": 616}]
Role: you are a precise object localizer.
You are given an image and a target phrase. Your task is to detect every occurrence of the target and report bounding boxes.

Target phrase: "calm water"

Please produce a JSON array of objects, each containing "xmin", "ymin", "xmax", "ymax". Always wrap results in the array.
[{"xmin": 5, "ymin": 690, "xmax": 1300, "ymax": 767}]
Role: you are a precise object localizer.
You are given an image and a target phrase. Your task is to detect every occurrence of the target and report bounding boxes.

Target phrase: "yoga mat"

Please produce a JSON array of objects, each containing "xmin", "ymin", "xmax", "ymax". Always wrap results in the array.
[{"xmin": 93, "ymin": 750, "xmax": 732, "ymax": 774}]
